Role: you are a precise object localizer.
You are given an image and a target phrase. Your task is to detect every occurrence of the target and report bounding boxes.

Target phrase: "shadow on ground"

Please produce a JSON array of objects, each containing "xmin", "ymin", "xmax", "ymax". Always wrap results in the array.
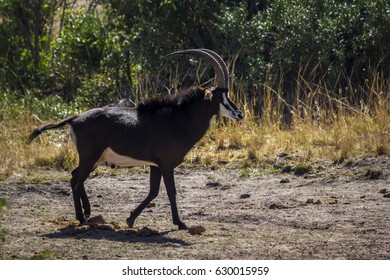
[{"xmin": 44, "ymin": 221, "xmax": 190, "ymax": 246}]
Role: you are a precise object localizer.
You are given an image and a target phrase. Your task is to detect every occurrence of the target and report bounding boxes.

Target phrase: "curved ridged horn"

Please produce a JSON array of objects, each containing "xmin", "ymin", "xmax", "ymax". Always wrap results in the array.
[
  {"xmin": 200, "ymin": 48, "xmax": 230, "ymax": 88},
  {"xmin": 164, "ymin": 49, "xmax": 228, "ymax": 89}
]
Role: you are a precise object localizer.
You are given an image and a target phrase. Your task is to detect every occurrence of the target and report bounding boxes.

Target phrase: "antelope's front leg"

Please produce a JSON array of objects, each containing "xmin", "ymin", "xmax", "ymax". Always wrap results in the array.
[
  {"xmin": 162, "ymin": 169, "xmax": 187, "ymax": 230},
  {"xmin": 127, "ymin": 166, "xmax": 161, "ymax": 227}
]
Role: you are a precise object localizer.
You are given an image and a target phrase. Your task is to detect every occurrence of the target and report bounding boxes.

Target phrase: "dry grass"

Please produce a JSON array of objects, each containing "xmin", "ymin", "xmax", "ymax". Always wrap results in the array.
[
  {"xmin": 185, "ymin": 78, "xmax": 390, "ymax": 169},
  {"xmin": 0, "ymin": 77, "xmax": 389, "ymax": 178},
  {"xmin": 184, "ymin": 113, "xmax": 389, "ymax": 170},
  {"xmin": 0, "ymin": 114, "xmax": 78, "ymax": 179}
]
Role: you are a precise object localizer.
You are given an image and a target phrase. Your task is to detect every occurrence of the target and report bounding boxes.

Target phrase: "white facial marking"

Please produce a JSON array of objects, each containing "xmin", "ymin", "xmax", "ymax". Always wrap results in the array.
[
  {"xmin": 219, "ymin": 93, "xmax": 237, "ymax": 121},
  {"xmin": 97, "ymin": 147, "xmax": 158, "ymax": 168}
]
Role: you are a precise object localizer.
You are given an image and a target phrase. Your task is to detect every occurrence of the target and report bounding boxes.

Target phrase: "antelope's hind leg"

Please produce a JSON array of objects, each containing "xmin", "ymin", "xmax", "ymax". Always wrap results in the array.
[
  {"xmin": 79, "ymin": 183, "xmax": 90, "ymax": 219},
  {"xmin": 70, "ymin": 153, "xmax": 101, "ymax": 224},
  {"xmin": 70, "ymin": 168, "xmax": 91, "ymax": 220}
]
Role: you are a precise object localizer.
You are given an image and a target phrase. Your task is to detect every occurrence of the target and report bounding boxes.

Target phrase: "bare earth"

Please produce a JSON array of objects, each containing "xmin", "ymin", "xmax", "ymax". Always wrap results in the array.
[{"xmin": 1, "ymin": 157, "xmax": 389, "ymax": 259}]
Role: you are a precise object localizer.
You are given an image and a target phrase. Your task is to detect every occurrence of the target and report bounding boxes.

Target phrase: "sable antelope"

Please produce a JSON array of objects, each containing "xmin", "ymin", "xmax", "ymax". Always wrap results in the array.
[{"xmin": 28, "ymin": 49, "xmax": 243, "ymax": 230}]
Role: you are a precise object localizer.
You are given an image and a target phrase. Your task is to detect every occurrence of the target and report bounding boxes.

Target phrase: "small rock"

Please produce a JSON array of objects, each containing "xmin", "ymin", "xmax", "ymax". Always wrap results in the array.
[
  {"xmin": 328, "ymin": 199, "xmax": 338, "ymax": 205},
  {"xmin": 240, "ymin": 193, "xmax": 251, "ymax": 199},
  {"xmin": 188, "ymin": 225, "xmax": 206, "ymax": 235},
  {"xmin": 280, "ymin": 178, "xmax": 290, "ymax": 183},
  {"xmin": 383, "ymin": 194, "xmax": 390, "ymax": 198},
  {"xmin": 379, "ymin": 188, "xmax": 388, "ymax": 194}
]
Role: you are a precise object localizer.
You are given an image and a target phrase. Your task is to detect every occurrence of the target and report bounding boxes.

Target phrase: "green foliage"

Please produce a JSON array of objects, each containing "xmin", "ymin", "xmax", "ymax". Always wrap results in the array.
[
  {"xmin": 0, "ymin": 0, "xmax": 61, "ymax": 90},
  {"xmin": 46, "ymin": 10, "xmax": 107, "ymax": 99},
  {"xmin": 239, "ymin": 167, "xmax": 251, "ymax": 179},
  {"xmin": 0, "ymin": 0, "xmax": 389, "ymax": 110},
  {"xmin": 0, "ymin": 88, "xmax": 80, "ymax": 120},
  {"xmin": 216, "ymin": 0, "xmax": 390, "ymax": 90},
  {"xmin": 268, "ymin": 0, "xmax": 390, "ymax": 78}
]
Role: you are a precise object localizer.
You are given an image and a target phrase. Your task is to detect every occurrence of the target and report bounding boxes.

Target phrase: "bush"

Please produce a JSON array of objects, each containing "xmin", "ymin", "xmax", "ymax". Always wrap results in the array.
[
  {"xmin": 0, "ymin": 0, "xmax": 389, "ymax": 111},
  {"xmin": 216, "ymin": 1, "xmax": 390, "ymax": 94}
]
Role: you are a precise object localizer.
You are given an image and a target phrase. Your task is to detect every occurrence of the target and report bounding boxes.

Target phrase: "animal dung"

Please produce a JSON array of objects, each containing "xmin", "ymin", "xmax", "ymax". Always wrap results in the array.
[
  {"xmin": 305, "ymin": 198, "xmax": 322, "ymax": 205},
  {"xmin": 188, "ymin": 225, "xmax": 206, "ymax": 235},
  {"xmin": 268, "ymin": 203, "xmax": 288, "ymax": 209},
  {"xmin": 87, "ymin": 215, "xmax": 106, "ymax": 224},
  {"xmin": 206, "ymin": 181, "xmax": 222, "ymax": 188},
  {"xmin": 328, "ymin": 199, "xmax": 338, "ymax": 205},
  {"xmin": 136, "ymin": 227, "xmax": 159, "ymax": 237},
  {"xmin": 240, "ymin": 193, "xmax": 251, "ymax": 199}
]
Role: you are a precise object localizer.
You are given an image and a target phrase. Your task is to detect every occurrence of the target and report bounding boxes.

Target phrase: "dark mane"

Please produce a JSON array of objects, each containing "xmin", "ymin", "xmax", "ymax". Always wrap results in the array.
[{"xmin": 136, "ymin": 86, "xmax": 204, "ymax": 112}]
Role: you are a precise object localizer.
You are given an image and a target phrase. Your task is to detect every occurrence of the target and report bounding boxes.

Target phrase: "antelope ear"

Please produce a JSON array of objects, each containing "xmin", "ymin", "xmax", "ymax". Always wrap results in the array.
[{"xmin": 204, "ymin": 87, "xmax": 214, "ymax": 101}]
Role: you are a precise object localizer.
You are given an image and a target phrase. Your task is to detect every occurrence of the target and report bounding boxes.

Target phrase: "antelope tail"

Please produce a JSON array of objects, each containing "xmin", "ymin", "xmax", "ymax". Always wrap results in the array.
[{"xmin": 27, "ymin": 115, "xmax": 78, "ymax": 144}]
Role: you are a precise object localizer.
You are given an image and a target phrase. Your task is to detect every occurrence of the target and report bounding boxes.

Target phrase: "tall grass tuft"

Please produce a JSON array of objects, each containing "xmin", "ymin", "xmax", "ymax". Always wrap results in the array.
[
  {"xmin": 186, "ymin": 64, "xmax": 389, "ymax": 168},
  {"xmin": 0, "ymin": 90, "xmax": 80, "ymax": 178}
]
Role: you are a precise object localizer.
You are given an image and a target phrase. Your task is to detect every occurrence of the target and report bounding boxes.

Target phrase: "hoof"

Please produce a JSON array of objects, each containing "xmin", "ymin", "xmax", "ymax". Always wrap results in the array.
[
  {"xmin": 126, "ymin": 217, "xmax": 135, "ymax": 228},
  {"xmin": 177, "ymin": 222, "xmax": 188, "ymax": 230},
  {"xmin": 78, "ymin": 220, "xmax": 88, "ymax": 226},
  {"xmin": 78, "ymin": 216, "xmax": 88, "ymax": 225}
]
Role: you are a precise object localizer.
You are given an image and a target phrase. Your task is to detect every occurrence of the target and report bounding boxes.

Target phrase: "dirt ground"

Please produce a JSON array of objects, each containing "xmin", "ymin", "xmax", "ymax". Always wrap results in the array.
[{"xmin": 0, "ymin": 156, "xmax": 389, "ymax": 260}]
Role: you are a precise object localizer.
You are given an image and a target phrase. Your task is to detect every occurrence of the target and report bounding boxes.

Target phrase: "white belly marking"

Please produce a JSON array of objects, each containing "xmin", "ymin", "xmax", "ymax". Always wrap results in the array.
[{"xmin": 98, "ymin": 147, "xmax": 157, "ymax": 167}]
